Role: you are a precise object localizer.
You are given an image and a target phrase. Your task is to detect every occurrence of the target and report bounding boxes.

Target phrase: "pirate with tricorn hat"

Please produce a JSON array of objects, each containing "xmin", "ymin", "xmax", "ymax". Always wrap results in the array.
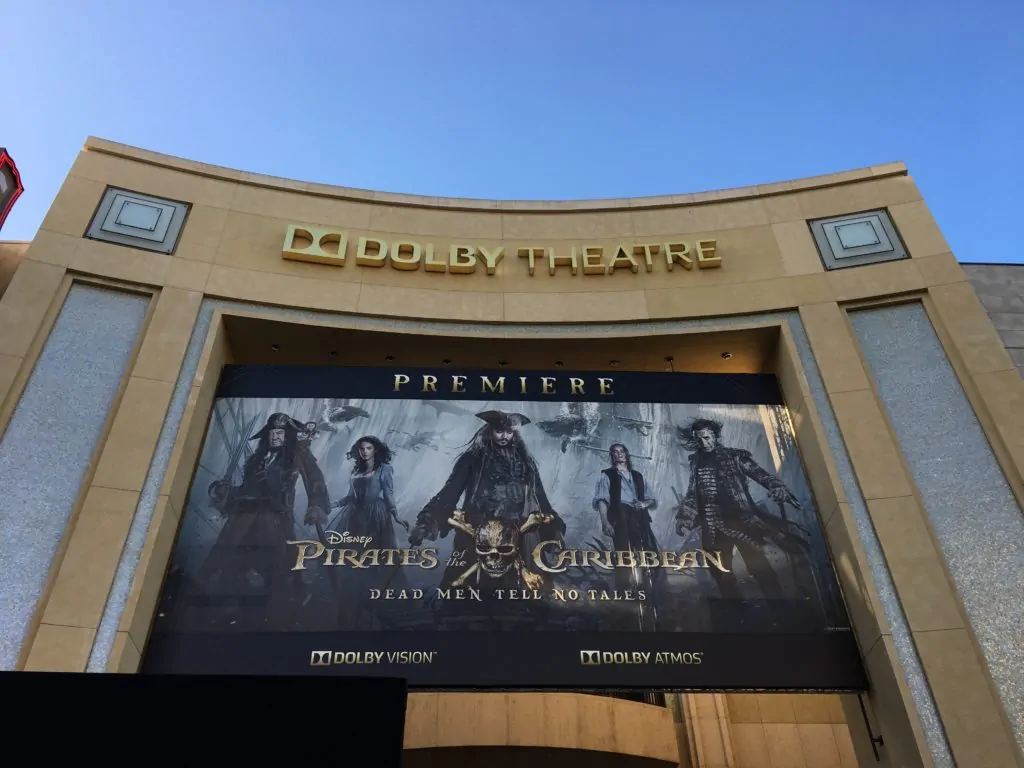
[
  {"xmin": 198, "ymin": 411, "xmax": 330, "ymax": 629},
  {"xmin": 410, "ymin": 409, "xmax": 566, "ymax": 590}
]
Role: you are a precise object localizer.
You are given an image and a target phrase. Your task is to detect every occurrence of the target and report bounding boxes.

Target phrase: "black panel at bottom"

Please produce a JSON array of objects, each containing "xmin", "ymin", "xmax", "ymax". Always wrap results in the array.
[
  {"xmin": 141, "ymin": 629, "xmax": 867, "ymax": 691},
  {"xmin": 1, "ymin": 670, "xmax": 407, "ymax": 764}
]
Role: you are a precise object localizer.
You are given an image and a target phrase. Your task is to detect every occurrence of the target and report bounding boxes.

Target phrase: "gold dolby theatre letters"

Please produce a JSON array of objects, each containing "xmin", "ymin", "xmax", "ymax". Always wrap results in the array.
[{"xmin": 280, "ymin": 224, "xmax": 722, "ymax": 276}]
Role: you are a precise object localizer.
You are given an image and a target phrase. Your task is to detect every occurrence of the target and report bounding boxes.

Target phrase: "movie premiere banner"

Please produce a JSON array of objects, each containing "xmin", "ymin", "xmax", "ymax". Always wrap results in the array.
[{"xmin": 140, "ymin": 366, "xmax": 867, "ymax": 691}]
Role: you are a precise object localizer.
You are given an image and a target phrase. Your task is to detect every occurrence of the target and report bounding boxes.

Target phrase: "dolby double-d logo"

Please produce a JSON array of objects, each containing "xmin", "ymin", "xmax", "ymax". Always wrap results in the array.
[
  {"xmin": 580, "ymin": 650, "xmax": 601, "ymax": 666},
  {"xmin": 310, "ymin": 651, "xmax": 332, "ymax": 666}
]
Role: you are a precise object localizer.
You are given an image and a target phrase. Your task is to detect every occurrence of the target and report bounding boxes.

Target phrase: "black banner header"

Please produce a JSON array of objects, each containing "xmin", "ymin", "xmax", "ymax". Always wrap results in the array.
[{"xmin": 215, "ymin": 365, "xmax": 784, "ymax": 405}]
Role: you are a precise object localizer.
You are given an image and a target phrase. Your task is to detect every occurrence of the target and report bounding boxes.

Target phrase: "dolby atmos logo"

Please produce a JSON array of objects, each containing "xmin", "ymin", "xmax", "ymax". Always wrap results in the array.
[{"xmin": 580, "ymin": 650, "xmax": 704, "ymax": 665}]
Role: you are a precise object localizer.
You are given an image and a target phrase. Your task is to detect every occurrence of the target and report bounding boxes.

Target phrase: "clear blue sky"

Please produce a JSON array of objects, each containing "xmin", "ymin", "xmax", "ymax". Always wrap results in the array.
[{"xmin": 5, "ymin": 1, "xmax": 1022, "ymax": 263}]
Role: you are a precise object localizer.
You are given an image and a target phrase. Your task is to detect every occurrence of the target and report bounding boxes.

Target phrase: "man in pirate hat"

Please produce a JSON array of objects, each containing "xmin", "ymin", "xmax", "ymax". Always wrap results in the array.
[
  {"xmin": 409, "ymin": 410, "xmax": 565, "ymax": 590},
  {"xmin": 198, "ymin": 412, "xmax": 330, "ymax": 629}
]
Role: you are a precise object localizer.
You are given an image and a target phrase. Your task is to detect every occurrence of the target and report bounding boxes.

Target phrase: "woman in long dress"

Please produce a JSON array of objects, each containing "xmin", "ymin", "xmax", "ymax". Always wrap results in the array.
[
  {"xmin": 325, "ymin": 436, "xmax": 409, "ymax": 626},
  {"xmin": 327, "ymin": 435, "xmax": 408, "ymax": 547}
]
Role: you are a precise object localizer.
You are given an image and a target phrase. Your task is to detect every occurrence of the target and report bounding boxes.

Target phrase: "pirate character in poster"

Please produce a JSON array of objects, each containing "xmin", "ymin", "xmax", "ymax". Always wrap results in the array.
[
  {"xmin": 674, "ymin": 418, "xmax": 809, "ymax": 621},
  {"xmin": 325, "ymin": 435, "xmax": 411, "ymax": 604},
  {"xmin": 593, "ymin": 443, "xmax": 665, "ymax": 594},
  {"xmin": 408, "ymin": 410, "xmax": 566, "ymax": 591},
  {"xmin": 198, "ymin": 412, "xmax": 330, "ymax": 628},
  {"xmin": 327, "ymin": 435, "xmax": 409, "ymax": 548}
]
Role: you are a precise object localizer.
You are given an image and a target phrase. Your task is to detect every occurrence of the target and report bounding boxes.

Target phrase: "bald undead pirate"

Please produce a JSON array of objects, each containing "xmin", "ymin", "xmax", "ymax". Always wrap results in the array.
[{"xmin": 409, "ymin": 410, "xmax": 566, "ymax": 590}]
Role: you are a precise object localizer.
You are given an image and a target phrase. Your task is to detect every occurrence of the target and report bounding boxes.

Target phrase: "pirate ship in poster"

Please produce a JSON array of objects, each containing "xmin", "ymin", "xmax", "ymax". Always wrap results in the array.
[{"xmin": 142, "ymin": 366, "xmax": 866, "ymax": 690}]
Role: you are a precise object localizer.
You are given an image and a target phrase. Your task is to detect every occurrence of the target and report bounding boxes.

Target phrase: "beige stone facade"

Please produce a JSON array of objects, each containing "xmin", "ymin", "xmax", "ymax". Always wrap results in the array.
[{"xmin": 1, "ymin": 137, "xmax": 1022, "ymax": 768}]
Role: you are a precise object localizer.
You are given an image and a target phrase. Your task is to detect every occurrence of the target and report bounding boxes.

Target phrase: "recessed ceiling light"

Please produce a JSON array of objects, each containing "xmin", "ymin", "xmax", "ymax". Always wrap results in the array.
[
  {"xmin": 609, "ymin": 360, "xmax": 621, "ymax": 367},
  {"xmin": 721, "ymin": 352, "xmax": 733, "ymax": 360},
  {"xmin": 270, "ymin": 344, "xmax": 280, "ymax": 352},
  {"xmin": 385, "ymin": 355, "xmax": 395, "ymax": 362}
]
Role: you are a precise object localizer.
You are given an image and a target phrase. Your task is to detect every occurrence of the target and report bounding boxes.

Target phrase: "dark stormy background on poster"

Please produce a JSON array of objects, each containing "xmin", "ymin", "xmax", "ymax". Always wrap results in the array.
[{"xmin": 141, "ymin": 367, "xmax": 866, "ymax": 690}]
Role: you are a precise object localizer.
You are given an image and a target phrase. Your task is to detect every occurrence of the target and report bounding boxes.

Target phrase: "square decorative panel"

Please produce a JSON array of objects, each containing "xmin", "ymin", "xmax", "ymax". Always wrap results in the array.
[
  {"xmin": 835, "ymin": 221, "xmax": 880, "ymax": 249},
  {"xmin": 808, "ymin": 209, "xmax": 907, "ymax": 270},
  {"xmin": 86, "ymin": 187, "xmax": 190, "ymax": 254},
  {"xmin": 115, "ymin": 201, "xmax": 162, "ymax": 232}
]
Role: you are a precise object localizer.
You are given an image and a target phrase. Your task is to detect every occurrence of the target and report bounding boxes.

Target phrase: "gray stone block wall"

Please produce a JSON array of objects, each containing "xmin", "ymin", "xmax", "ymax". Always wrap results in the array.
[
  {"xmin": 963, "ymin": 263, "xmax": 1024, "ymax": 378},
  {"xmin": 851, "ymin": 303, "xmax": 1024, "ymax": 749}
]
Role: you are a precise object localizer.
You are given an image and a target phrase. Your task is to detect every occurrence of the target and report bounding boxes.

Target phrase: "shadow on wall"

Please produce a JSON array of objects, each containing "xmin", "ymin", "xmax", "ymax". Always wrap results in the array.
[{"xmin": 0, "ymin": 242, "xmax": 29, "ymax": 299}]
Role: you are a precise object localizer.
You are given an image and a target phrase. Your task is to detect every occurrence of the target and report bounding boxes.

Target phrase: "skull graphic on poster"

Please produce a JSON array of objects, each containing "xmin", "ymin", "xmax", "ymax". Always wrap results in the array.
[{"xmin": 446, "ymin": 509, "xmax": 553, "ymax": 589}]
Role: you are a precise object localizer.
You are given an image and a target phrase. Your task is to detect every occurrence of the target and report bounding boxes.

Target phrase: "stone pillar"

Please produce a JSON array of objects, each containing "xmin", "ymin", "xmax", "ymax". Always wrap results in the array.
[
  {"xmin": 681, "ymin": 693, "xmax": 735, "ymax": 767},
  {"xmin": 666, "ymin": 693, "xmax": 695, "ymax": 768}
]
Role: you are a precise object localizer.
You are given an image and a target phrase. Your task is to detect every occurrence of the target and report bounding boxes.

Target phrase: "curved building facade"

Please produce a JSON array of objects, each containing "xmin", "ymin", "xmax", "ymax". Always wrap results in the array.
[{"xmin": 1, "ymin": 137, "xmax": 1022, "ymax": 768}]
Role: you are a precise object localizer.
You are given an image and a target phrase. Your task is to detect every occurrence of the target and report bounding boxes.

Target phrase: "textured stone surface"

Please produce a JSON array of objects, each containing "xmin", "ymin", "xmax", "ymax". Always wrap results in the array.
[
  {"xmin": 87, "ymin": 309, "xmax": 211, "ymax": 671},
  {"xmin": 851, "ymin": 303, "xmax": 1024, "ymax": 752},
  {"xmin": 964, "ymin": 264, "xmax": 1024, "ymax": 378},
  {"xmin": 0, "ymin": 285, "xmax": 148, "ymax": 669},
  {"xmin": 787, "ymin": 317, "xmax": 952, "ymax": 767}
]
